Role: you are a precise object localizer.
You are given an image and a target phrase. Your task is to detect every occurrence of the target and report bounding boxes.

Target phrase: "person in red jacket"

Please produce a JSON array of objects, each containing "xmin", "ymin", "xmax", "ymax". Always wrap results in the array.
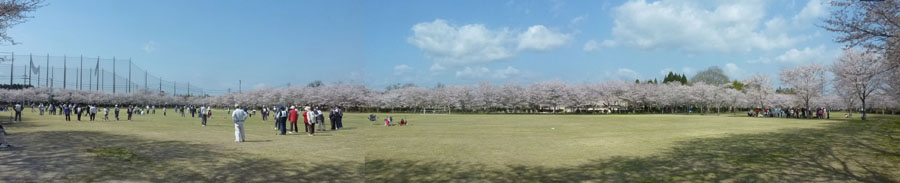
[
  {"xmin": 288, "ymin": 106, "xmax": 299, "ymax": 134},
  {"xmin": 301, "ymin": 106, "xmax": 309, "ymax": 133}
]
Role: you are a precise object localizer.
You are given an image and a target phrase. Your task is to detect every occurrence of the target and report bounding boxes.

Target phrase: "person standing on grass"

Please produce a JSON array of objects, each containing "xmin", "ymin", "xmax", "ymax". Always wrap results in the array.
[
  {"xmin": 75, "ymin": 104, "xmax": 83, "ymax": 121},
  {"xmin": 329, "ymin": 107, "xmax": 337, "ymax": 130},
  {"xmin": 305, "ymin": 107, "xmax": 316, "ymax": 136},
  {"xmin": 127, "ymin": 105, "xmax": 134, "ymax": 121},
  {"xmin": 302, "ymin": 106, "xmax": 309, "ymax": 133},
  {"xmin": 232, "ymin": 104, "xmax": 248, "ymax": 142},
  {"xmin": 335, "ymin": 106, "xmax": 344, "ymax": 130},
  {"xmin": 289, "ymin": 106, "xmax": 299, "ymax": 134},
  {"xmin": 275, "ymin": 106, "xmax": 288, "ymax": 135},
  {"xmin": 261, "ymin": 107, "xmax": 268, "ymax": 121},
  {"xmin": 13, "ymin": 103, "xmax": 22, "ymax": 122},
  {"xmin": 115, "ymin": 105, "xmax": 120, "ymax": 121},
  {"xmin": 104, "ymin": 107, "xmax": 109, "ymax": 121},
  {"xmin": 89, "ymin": 105, "xmax": 97, "ymax": 121},
  {"xmin": 316, "ymin": 107, "xmax": 326, "ymax": 131},
  {"xmin": 163, "ymin": 106, "xmax": 167, "ymax": 116},
  {"xmin": 200, "ymin": 105, "xmax": 209, "ymax": 127},
  {"xmin": 64, "ymin": 104, "xmax": 71, "ymax": 121}
]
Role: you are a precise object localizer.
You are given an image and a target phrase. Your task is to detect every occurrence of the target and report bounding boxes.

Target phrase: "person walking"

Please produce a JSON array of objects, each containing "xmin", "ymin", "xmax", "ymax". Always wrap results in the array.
[
  {"xmin": 200, "ymin": 105, "xmax": 209, "ymax": 127},
  {"xmin": 275, "ymin": 106, "xmax": 288, "ymax": 135},
  {"xmin": 76, "ymin": 105, "xmax": 83, "ymax": 121},
  {"xmin": 289, "ymin": 106, "xmax": 299, "ymax": 134},
  {"xmin": 64, "ymin": 104, "xmax": 71, "ymax": 121},
  {"xmin": 103, "ymin": 107, "xmax": 109, "ymax": 121},
  {"xmin": 13, "ymin": 103, "xmax": 23, "ymax": 122},
  {"xmin": 89, "ymin": 105, "xmax": 97, "ymax": 121},
  {"xmin": 306, "ymin": 107, "xmax": 316, "ymax": 136},
  {"xmin": 232, "ymin": 104, "xmax": 248, "ymax": 142}
]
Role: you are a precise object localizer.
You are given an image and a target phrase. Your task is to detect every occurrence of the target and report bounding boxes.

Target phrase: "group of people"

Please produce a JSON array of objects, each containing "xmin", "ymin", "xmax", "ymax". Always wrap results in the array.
[
  {"xmin": 748, "ymin": 107, "xmax": 830, "ymax": 119},
  {"xmin": 31, "ymin": 103, "xmax": 153, "ymax": 122},
  {"xmin": 225, "ymin": 104, "xmax": 345, "ymax": 142},
  {"xmin": 272, "ymin": 105, "xmax": 344, "ymax": 136}
]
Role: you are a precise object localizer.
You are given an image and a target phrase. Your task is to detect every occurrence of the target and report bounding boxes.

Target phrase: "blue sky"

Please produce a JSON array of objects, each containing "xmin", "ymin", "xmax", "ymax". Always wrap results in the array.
[{"xmin": 5, "ymin": 0, "xmax": 841, "ymax": 91}]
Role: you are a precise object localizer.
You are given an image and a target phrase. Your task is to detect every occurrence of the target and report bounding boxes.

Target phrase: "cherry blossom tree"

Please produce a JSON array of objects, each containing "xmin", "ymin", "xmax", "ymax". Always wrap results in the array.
[
  {"xmin": 780, "ymin": 64, "xmax": 827, "ymax": 111},
  {"xmin": 832, "ymin": 49, "xmax": 890, "ymax": 120}
]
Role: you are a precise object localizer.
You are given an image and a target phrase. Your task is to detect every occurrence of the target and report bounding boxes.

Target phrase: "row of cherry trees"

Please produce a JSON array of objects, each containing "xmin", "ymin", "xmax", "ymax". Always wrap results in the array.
[
  {"xmin": 1, "ymin": 49, "xmax": 897, "ymax": 115},
  {"xmin": 1, "ymin": 77, "xmax": 896, "ymax": 114}
]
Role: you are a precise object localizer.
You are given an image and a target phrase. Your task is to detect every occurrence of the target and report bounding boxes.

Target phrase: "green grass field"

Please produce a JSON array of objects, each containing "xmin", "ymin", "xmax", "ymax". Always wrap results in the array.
[{"xmin": 1, "ymin": 109, "xmax": 898, "ymax": 182}]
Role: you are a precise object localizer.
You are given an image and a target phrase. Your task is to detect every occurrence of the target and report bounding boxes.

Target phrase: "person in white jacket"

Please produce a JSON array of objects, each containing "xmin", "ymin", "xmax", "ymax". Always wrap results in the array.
[
  {"xmin": 306, "ymin": 107, "xmax": 316, "ymax": 136},
  {"xmin": 232, "ymin": 104, "xmax": 248, "ymax": 142}
]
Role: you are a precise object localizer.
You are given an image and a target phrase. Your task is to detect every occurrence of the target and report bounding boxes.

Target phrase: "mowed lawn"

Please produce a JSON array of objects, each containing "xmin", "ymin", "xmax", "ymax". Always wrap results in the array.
[{"xmin": 1, "ymin": 109, "xmax": 898, "ymax": 182}]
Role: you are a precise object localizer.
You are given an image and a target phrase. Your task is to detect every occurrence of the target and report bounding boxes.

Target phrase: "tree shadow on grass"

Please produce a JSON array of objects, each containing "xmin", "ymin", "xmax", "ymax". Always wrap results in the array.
[
  {"xmin": 0, "ymin": 131, "xmax": 364, "ymax": 182},
  {"xmin": 2, "ymin": 117, "xmax": 898, "ymax": 182},
  {"xmin": 364, "ymin": 116, "xmax": 900, "ymax": 182}
]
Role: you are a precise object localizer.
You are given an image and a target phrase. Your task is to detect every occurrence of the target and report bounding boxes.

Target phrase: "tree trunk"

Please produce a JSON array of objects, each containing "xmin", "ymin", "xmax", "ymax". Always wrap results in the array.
[{"xmin": 861, "ymin": 99, "xmax": 867, "ymax": 120}]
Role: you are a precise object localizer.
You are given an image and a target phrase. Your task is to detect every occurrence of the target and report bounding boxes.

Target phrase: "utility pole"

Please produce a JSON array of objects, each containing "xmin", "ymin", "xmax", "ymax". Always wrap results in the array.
[
  {"xmin": 173, "ymin": 82, "xmax": 176, "ymax": 96},
  {"xmin": 128, "ymin": 58, "xmax": 132, "ymax": 93},
  {"xmin": 239, "ymin": 80, "xmax": 242, "ymax": 93},
  {"xmin": 29, "ymin": 54, "xmax": 33, "ymax": 86},
  {"xmin": 79, "ymin": 55, "xmax": 83, "ymax": 90},
  {"xmin": 34, "ymin": 54, "xmax": 39, "ymax": 87},
  {"xmin": 112, "ymin": 57, "xmax": 116, "ymax": 93},
  {"xmin": 63, "ymin": 55, "xmax": 66, "ymax": 89},
  {"xmin": 50, "ymin": 66, "xmax": 53, "ymax": 88},
  {"xmin": 45, "ymin": 54, "xmax": 49, "ymax": 87},
  {"xmin": 96, "ymin": 57, "xmax": 100, "ymax": 91},
  {"xmin": 144, "ymin": 71, "xmax": 148, "ymax": 89},
  {"xmin": 10, "ymin": 52, "xmax": 14, "ymax": 86},
  {"xmin": 187, "ymin": 82, "xmax": 191, "ymax": 96}
]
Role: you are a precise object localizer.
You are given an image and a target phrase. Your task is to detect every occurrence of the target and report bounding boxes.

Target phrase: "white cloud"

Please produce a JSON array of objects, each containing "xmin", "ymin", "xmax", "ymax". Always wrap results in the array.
[
  {"xmin": 409, "ymin": 19, "xmax": 514, "ymax": 66},
  {"xmin": 659, "ymin": 68, "xmax": 674, "ymax": 76},
  {"xmin": 774, "ymin": 45, "xmax": 840, "ymax": 64},
  {"xmin": 393, "ymin": 64, "xmax": 412, "ymax": 75},
  {"xmin": 253, "ymin": 83, "xmax": 267, "ymax": 89},
  {"xmin": 682, "ymin": 67, "xmax": 696, "ymax": 76},
  {"xmin": 455, "ymin": 66, "xmax": 520, "ymax": 79},
  {"xmin": 493, "ymin": 66, "xmax": 520, "ymax": 79},
  {"xmin": 609, "ymin": 0, "xmax": 804, "ymax": 52},
  {"xmin": 517, "ymin": 25, "xmax": 572, "ymax": 51},
  {"xmin": 583, "ymin": 39, "xmax": 616, "ymax": 52},
  {"xmin": 456, "ymin": 67, "xmax": 491, "ymax": 79},
  {"xmin": 605, "ymin": 68, "xmax": 642, "ymax": 81},
  {"xmin": 429, "ymin": 63, "xmax": 446, "ymax": 72},
  {"xmin": 794, "ymin": 0, "xmax": 827, "ymax": 23},
  {"xmin": 583, "ymin": 40, "xmax": 600, "ymax": 52},
  {"xmin": 570, "ymin": 14, "xmax": 588, "ymax": 25},
  {"xmin": 409, "ymin": 19, "xmax": 570, "ymax": 68},
  {"xmin": 723, "ymin": 62, "xmax": 744, "ymax": 79},
  {"xmin": 142, "ymin": 41, "xmax": 157, "ymax": 53}
]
